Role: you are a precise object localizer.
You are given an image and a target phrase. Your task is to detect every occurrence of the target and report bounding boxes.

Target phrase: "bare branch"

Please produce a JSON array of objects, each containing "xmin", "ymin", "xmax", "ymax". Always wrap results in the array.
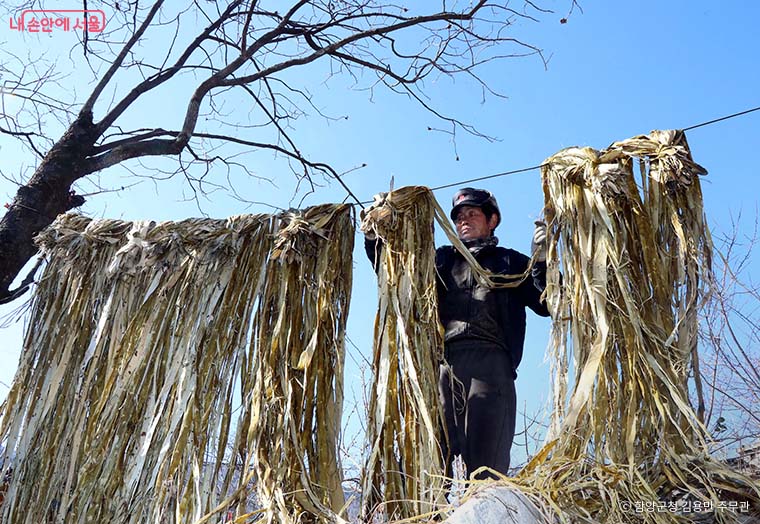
[
  {"xmin": 82, "ymin": 0, "xmax": 167, "ymax": 115},
  {"xmin": 0, "ymin": 256, "xmax": 43, "ymax": 305},
  {"xmin": 94, "ymin": 1, "xmax": 244, "ymax": 135}
]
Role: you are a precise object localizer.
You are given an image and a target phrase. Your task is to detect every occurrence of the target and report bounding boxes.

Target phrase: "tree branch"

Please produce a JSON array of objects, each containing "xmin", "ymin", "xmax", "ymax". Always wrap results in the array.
[
  {"xmin": 0, "ymin": 256, "xmax": 44, "ymax": 305},
  {"xmin": 94, "ymin": 0, "xmax": 244, "ymax": 135},
  {"xmin": 85, "ymin": 137, "xmax": 184, "ymax": 173},
  {"xmin": 82, "ymin": 0, "xmax": 167, "ymax": 115}
]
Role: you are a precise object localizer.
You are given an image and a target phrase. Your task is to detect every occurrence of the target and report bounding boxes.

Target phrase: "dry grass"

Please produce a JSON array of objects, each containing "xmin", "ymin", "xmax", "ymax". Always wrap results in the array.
[
  {"xmin": 0, "ymin": 205, "xmax": 353, "ymax": 524},
  {"xmin": 359, "ymin": 187, "xmax": 448, "ymax": 522},
  {"xmin": 511, "ymin": 130, "xmax": 760, "ymax": 523}
]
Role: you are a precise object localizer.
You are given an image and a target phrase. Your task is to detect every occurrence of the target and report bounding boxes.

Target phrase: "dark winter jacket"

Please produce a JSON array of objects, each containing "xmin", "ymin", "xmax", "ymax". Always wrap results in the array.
[{"xmin": 365, "ymin": 237, "xmax": 550, "ymax": 376}]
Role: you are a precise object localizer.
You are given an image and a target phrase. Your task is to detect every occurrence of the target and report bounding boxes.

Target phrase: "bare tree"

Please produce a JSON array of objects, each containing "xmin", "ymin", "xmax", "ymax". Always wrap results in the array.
[
  {"xmin": 0, "ymin": 0, "xmax": 563, "ymax": 303},
  {"xmin": 700, "ymin": 215, "xmax": 760, "ymax": 456}
]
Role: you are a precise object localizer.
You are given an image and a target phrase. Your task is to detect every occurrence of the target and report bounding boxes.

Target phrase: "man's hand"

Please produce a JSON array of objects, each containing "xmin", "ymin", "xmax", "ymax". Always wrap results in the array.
[
  {"xmin": 360, "ymin": 192, "xmax": 388, "ymax": 240},
  {"xmin": 531, "ymin": 220, "xmax": 547, "ymax": 263},
  {"xmin": 360, "ymin": 193, "xmax": 388, "ymax": 220}
]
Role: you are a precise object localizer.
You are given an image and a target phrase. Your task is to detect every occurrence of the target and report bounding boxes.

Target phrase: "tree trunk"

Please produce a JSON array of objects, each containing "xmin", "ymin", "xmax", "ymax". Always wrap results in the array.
[{"xmin": 0, "ymin": 112, "xmax": 95, "ymax": 302}]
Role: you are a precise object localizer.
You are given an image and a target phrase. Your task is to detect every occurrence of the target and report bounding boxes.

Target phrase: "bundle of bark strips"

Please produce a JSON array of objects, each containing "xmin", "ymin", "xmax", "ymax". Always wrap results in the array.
[
  {"xmin": 0, "ymin": 205, "xmax": 353, "ymax": 524},
  {"xmin": 359, "ymin": 187, "xmax": 449, "ymax": 522},
  {"xmin": 511, "ymin": 130, "xmax": 760, "ymax": 523}
]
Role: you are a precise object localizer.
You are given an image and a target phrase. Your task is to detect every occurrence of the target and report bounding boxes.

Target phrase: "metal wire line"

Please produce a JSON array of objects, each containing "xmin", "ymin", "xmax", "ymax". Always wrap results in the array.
[{"xmin": 341, "ymin": 104, "xmax": 760, "ymax": 207}]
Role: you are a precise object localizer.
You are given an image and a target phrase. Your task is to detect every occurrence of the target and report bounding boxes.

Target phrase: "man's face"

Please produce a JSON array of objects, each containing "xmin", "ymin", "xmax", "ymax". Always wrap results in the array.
[{"xmin": 454, "ymin": 205, "xmax": 498, "ymax": 241}]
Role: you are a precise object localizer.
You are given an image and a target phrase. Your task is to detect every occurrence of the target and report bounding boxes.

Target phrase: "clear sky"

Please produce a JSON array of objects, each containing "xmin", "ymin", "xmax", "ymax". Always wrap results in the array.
[{"xmin": 1, "ymin": 1, "xmax": 759, "ymax": 467}]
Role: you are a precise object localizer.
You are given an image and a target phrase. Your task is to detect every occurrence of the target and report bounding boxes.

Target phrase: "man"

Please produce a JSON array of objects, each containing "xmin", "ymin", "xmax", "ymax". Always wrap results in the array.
[{"xmin": 364, "ymin": 187, "xmax": 550, "ymax": 480}]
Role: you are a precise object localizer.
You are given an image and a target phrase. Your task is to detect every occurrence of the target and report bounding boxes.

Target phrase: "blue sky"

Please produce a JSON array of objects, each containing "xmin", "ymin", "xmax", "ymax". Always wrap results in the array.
[{"xmin": 1, "ymin": 1, "xmax": 759, "ymax": 466}]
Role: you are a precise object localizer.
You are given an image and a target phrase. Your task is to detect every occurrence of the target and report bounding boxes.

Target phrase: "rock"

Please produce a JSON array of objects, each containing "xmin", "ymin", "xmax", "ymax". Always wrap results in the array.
[{"xmin": 443, "ymin": 486, "xmax": 553, "ymax": 524}]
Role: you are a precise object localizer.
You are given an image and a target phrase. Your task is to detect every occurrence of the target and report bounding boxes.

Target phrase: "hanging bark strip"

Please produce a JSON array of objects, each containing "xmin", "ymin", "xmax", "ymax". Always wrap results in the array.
[
  {"xmin": 516, "ymin": 130, "xmax": 760, "ymax": 523},
  {"xmin": 359, "ymin": 186, "xmax": 449, "ymax": 522},
  {"xmin": 249, "ymin": 204, "xmax": 353, "ymax": 524},
  {"xmin": 0, "ymin": 205, "xmax": 353, "ymax": 524}
]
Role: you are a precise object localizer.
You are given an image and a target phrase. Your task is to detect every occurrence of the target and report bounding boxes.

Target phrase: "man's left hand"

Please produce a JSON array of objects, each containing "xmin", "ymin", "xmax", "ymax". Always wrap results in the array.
[
  {"xmin": 531, "ymin": 220, "xmax": 547, "ymax": 262},
  {"xmin": 360, "ymin": 192, "xmax": 390, "ymax": 240}
]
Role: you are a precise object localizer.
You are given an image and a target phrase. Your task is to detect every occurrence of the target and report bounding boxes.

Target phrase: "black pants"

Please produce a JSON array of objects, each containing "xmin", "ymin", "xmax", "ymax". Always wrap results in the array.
[{"xmin": 439, "ymin": 345, "xmax": 516, "ymax": 480}]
